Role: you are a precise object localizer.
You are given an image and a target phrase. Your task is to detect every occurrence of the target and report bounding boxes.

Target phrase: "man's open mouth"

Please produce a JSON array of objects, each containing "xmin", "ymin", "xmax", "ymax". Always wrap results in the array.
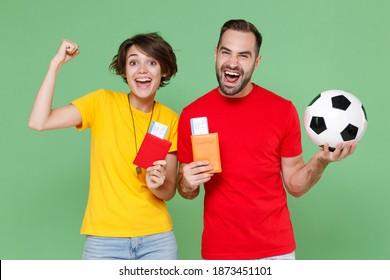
[{"xmin": 224, "ymin": 70, "xmax": 240, "ymax": 83}]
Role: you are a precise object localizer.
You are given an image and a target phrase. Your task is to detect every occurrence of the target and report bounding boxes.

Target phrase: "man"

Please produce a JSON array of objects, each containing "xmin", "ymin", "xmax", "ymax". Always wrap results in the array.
[{"xmin": 177, "ymin": 19, "xmax": 356, "ymax": 260}]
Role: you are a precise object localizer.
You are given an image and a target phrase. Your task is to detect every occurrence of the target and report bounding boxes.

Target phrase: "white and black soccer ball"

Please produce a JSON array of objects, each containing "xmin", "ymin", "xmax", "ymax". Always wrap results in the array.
[{"xmin": 303, "ymin": 89, "xmax": 368, "ymax": 151}]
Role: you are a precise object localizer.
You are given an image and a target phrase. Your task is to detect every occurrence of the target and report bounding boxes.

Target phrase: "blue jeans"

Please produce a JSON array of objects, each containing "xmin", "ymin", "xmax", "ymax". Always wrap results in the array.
[{"xmin": 83, "ymin": 231, "xmax": 178, "ymax": 260}]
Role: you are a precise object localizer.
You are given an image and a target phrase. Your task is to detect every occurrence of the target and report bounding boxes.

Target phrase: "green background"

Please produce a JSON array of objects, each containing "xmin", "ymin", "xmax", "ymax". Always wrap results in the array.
[{"xmin": 1, "ymin": 0, "xmax": 389, "ymax": 260}]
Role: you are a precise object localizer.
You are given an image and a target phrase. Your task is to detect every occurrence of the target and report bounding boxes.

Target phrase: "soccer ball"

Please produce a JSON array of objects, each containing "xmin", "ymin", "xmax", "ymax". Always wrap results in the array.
[{"xmin": 303, "ymin": 89, "xmax": 368, "ymax": 151}]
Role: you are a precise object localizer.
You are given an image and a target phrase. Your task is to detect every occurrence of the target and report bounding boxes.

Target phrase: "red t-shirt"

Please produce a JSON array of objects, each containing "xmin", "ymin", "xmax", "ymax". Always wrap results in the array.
[{"xmin": 178, "ymin": 84, "xmax": 303, "ymax": 259}]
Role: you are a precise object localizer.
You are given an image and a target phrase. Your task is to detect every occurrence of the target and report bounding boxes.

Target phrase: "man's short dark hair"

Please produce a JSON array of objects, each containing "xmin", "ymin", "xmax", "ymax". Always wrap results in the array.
[{"xmin": 217, "ymin": 19, "xmax": 262, "ymax": 55}]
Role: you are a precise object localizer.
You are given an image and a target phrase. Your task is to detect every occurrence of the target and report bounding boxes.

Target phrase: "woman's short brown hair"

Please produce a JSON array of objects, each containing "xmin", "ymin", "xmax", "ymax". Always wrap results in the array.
[{"xmin": 109, "ymin": 33, "xmax": 177, "ymax": 87}]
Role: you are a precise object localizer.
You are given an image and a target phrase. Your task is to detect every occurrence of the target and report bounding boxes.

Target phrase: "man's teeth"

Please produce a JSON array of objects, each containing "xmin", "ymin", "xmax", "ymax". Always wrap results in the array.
[{"xmin": 225, "ymin": 71, "xmax": 239, "ymax": 76}]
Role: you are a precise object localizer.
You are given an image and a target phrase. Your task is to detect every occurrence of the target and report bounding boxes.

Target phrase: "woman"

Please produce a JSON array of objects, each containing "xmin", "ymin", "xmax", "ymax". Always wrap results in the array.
[{"xmin": 29, "ymin": 33, "xmax": 179, "ymax": 260}]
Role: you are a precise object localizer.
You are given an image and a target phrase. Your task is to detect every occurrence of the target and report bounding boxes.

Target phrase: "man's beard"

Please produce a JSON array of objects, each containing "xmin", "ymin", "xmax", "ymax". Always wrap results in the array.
[{"xmin": 216, "ymin": 66, "xmax": 252, "ymax": 96}]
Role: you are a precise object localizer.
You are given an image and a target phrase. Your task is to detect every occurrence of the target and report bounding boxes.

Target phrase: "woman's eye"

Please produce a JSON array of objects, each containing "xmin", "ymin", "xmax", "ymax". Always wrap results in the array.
[{"xmin": 129, "ymin": 61, "xmax": 137, "ymax": 66}]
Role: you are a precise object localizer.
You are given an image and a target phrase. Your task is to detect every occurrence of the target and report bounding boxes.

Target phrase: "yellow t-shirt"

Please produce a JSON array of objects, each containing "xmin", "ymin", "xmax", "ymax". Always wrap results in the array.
[{"xmin": 71, "ymin": 89, "xmax": 178, "ymax": 237}]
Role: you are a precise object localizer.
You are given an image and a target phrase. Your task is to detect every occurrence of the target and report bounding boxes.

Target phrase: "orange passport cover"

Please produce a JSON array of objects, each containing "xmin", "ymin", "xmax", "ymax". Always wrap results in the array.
[
  {"xmin": 133, "ymin": 133, "xmax": 172, "ymax": 169},
  {"xmin": 191, "ymin": 133, "xmax": 222, "ymax": 173}
]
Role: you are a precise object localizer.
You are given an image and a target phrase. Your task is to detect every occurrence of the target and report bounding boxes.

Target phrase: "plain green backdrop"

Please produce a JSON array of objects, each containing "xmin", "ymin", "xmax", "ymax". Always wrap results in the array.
[{"xmin": 1, "ymin": 0, "xmax": 389, "ymax": 260}]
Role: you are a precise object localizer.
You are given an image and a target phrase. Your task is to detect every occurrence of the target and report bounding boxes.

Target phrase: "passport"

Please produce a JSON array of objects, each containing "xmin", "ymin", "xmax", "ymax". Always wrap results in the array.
[
  {"xmin": 133, "ymin": 133, "xmax": 172, "ymax": 169},
  {"xmin": 191, "ymin": 133, "xmax": 222, "ymax": 173}
]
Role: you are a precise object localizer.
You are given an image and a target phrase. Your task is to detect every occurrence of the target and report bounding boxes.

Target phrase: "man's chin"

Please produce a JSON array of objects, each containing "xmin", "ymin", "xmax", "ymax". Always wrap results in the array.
[{"xmin": 219, "ymin": 84, "xmax": 241, "ymax": 96}]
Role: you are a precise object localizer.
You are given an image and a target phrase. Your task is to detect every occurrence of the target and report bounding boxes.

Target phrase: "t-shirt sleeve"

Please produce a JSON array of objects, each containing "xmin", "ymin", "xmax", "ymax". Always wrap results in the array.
[
  {"xmin": 281, "ymin": 102, "xmax": 303, "ymax": 157},
  {"xmin": 167, "ymin": 114, "xmax": 178, "ymax": 153},
  {"xmin": 177, "ymin": 107, "xmax": 194, "ymax": 164},
  {"xmin": 71, "ymin": 89, "xmax": 103, "ymax": 130}
]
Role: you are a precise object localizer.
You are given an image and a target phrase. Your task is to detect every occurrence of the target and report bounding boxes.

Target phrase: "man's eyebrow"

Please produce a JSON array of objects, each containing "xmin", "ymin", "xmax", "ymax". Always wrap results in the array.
[
  {"xmin": 219, "ymin": 46, "xmax": 252, "ymax": 57},
  {"xmin": 238, "ymin": 51, "xmax": 252, "ymax": 56},
  {"xmin": 219, "ymin": 46, "xmax": 231, "ymax": 52}
]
